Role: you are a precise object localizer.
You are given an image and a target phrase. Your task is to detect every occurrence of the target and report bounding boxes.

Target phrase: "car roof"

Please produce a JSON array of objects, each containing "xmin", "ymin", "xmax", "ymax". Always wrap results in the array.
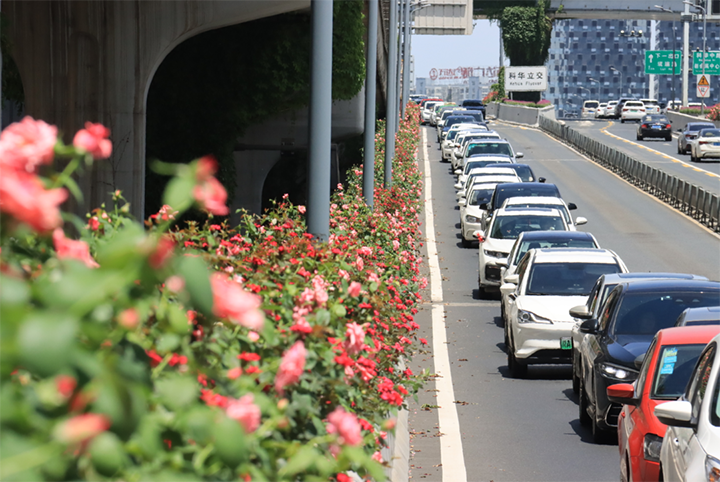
[
  {"xmin": 687, "ymin": 122, "xmax": 715, "ymax": 127},
  {"xmin": 504, "ymin": 196, "xmax": 563, "ymax": 205},
  {"xmin": 532, "ymin": 248, "xmax": 619, "ymax": 263},
  {"xmin": 656, "ymin": 325, "xmax": 720, "ymax": 345},
  {"xmin": 618, "ymin": 279, "xmax": 720, "ymax": 292},
  {"xmin": 484, "ymin": 163, "xmax": 533, "ymax": 169},
  {"xmin": 518, "ymin": 231, "xmax": 595, "ymax": 241},
  {"xmin": 601, "ymin": 272, "xmax": 708, "ymax": 284},
  {"xmin": 497, "ymin": 182, "xmax": 557, "ymax": 190},
  {"xmin": 678, "ymin": 306, "xmax": 720, "ymax": 322},
  {"xmin": 469, "ymin": 182, "xmax": 502, "ymax": 191},
  {"xmin": 468, "ymin": 167, "xmax": 516, "ymax": 174}
]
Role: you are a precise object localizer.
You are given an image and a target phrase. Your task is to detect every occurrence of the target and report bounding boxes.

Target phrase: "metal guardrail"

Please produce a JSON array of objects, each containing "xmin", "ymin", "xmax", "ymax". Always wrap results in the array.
[{"xmin": 538, "ymin": 115, "xmax": 720, "ymax": 232}]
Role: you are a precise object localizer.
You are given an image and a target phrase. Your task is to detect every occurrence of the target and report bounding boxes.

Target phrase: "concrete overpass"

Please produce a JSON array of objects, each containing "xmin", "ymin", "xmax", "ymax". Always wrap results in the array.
[{"xmin": 3, "ymin": 1, "xmax": 325, "ymax": 218}]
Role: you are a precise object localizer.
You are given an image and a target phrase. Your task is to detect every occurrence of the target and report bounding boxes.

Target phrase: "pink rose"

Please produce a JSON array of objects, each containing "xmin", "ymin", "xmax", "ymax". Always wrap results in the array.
[
  {"xmin": 195, "ymin": 155, "xmax": 217, "ymax": 182},
  {"xmin": 225, "ymin": 394, "xmax": 261, "ymax": 433},
  {"xmin": 326, "ymin": 406, "xmax": 362, "ymax": 446},
  {"xmin": 348, "ymin": 282, "xmax": 362, "ymax": 297},
  {"xmin": 210, "ymin": 273, "xmax": 265, "ymax": 330},
  {"xmin": 0, "ymin": 116, "xmax": 57, "ymax": 173},
  {"xmin": 274, "ymin": 341, "xmax": 306, "ymax": 395},
  {"xmin": 117, "ymin": 308, "xmax": 140, "ymax": 329},
  {"xmin": 193, "ymin": 176, "xmax": 229, "ymax": 216},
  {"xmin": 73, "ymin": 122, "xmax": 112, "ymax": 160},
  {"xmin": 53, "ymin": 229, "xmax": 99, "ymax": 268},
  {"xmin": 343, "ymin": 322, "xmax": 366, "ymax": 356},
  {"xmin": 53, "ymin": 413, "xmax": 111, "ymax": 444},
  {"xmin": 298, "ymin": 205, "xmax": 306, "ymax": 214},
  {"xmin": 0, "ymin": 170, "xmax": 67, "ymax": 233}
]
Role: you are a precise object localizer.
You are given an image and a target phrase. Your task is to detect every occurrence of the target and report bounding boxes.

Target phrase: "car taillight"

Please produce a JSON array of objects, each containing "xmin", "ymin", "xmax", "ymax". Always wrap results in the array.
[
  {"xmin": 641, "ymin": 124, "xmax": 648, "ymax": 128},
  {"xmin": 623, "ymin": 108, "xmax": 628, "ymax": 112},
  {"xmin": 700, "ymin": 140, "xmax": 710, "ymax": 145},
  {"xmin": 666, "ymin": 124, "xmax": 672, "ymax": 129},
  {"xmin": 686, "ymin": 134, "xmax": 694, "ymax": 138}
]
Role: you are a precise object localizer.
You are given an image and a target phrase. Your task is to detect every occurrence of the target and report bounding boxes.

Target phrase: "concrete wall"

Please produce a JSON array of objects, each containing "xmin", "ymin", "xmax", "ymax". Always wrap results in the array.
[
  {"xmin": 4, "ymin": 0, "xmax": 310, "ymax": 219},
  {"xmin": 487, "ymin": 102, "xmax": 556, "ymax": 125},
  {"xmin": 666, "ymin": 110, "xmax": 720, "ymax": 129}
]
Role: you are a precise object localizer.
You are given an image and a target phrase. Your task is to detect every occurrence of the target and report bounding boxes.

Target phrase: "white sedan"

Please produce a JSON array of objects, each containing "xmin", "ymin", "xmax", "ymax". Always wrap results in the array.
[
  {"xmin": 501, "ymin": 196, "xmax": 588, "ymax": 231},
  {"xmin": 476, "ymin": 207, "xmax": 568, "ymax": 297},
  {"xmin": 501, "ymin": 248, "xmax": 627, "ymax": 378},
  {"xmin": 690, "ymin": 128, "xmax": 720, "ymax": 163},
  {"xmin": 655, "ymin": 332, "xmax": 720, "ymax": 482},
  {"xmin": 620, "ymin": 101, "xmax": 646, "ymax": 123},
  {"xmin": 452, "ymin": 133, "xmax": 503, "ymax": 170},
  {"xmin": 458, "ymin": 182, "xmax": 500, "ymax": 248}
]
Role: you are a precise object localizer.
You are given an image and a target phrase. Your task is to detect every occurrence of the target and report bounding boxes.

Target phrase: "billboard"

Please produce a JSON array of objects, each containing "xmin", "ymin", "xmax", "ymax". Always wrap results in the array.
[{"xmin": 428, "ymin": 66, "xmax": 501, "ymax": 82}]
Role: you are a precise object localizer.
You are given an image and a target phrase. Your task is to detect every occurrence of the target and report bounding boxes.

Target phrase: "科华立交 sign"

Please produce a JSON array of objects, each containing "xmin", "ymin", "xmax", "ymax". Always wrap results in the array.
[{"xmin": 504, "ymin": 67, "xmax": 548, "ymax": 92}]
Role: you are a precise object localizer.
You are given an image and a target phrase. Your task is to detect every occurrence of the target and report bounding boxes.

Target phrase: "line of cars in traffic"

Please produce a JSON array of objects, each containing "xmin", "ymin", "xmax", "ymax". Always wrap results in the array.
[{"xmin": 420, "ymin": 103, "xmax": 720, "ymax": 482}]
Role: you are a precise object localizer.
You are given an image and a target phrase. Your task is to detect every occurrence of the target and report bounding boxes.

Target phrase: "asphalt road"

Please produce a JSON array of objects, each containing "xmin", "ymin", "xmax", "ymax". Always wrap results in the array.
[
  {"xmin": 405, "ymin": 121, "xmax": 720, "ymax": 482},
  {"xmin": 563, "ymin": 119, "xmax": 720, "ymax": 195}
]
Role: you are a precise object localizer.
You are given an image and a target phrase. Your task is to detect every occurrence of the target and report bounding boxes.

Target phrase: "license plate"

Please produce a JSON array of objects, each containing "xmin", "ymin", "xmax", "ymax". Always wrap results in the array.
[
  {"xmin": 714, "ymin": 142, "xmax": 720, "ymax": 146},
  {"xmin": 560, "ymin": 337, "xmax": 572, "ymax": 350},
  {"xmin": 652, "ymin": 125, "xmax": 661, "ymax": 129}
]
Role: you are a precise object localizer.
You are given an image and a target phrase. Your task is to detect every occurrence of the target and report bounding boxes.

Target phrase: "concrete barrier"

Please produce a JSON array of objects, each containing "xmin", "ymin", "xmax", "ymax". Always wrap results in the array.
[
  {"xmin": 666, "ymin": 110, "xmax": 720, "ymax": 129},
  {"xmin": 487, "ymin": 102, "xmax": 555, "ymax": 126},
  {"xmin": 538, "ymin": 115, "xmax": 719, "ymax": 232}
]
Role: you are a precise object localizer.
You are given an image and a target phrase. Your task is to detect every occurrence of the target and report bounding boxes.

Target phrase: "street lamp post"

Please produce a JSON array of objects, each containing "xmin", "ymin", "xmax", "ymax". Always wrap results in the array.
[
  {"xmin": 610, "ymin": 66, "xmax": 624, "ymax": 97},
  {"xmin": 684, "ymin": 0, "xmax": 708, "ymax": 116},
  {"xmin": 654, "ymin": 5, "xmax": 679, "ymax": 109}
]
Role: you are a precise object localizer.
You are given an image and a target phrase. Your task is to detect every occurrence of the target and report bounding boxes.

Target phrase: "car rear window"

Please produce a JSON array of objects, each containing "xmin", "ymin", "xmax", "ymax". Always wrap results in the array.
[
  {"xmin": 467, "ymin": 143, "xmax": 513, "ymax": 157},
  {"xmin": 464, "ymin": 159, "xmax": 511, "ymax": 173},
  {"xmin": 700, "ymin": 129, "xmax": 720, "ymax": 137},
  {"xmin": 463, "ymin": 100, "xmax": 483, "ymax": 107},
  {"xmin": 651, "ymin": 344, "xmax": 706, "ymax": 399},
  {"xmin": 490, "ymin": 214, "xmax": 565, "ymax": 240},
  {"xmin": 494, "ymin": 185, "xmax": 561, "ymax": 209},
  {"xmin": 643, "ymin": 115, "xmax": 669, "ymax": 123},
  {"xmin": 688, "ymin": 124, "xmax": 715, "ymax": 131},
  {"xmin": 583, "ymin": 101, "xmax": 599, "ymax": 108},
  {"xmin": 514, "ymin": 237, "xmax": 597, "ymax": 264},
  {"xmin": 468, "ymin": 188, "xmax": 495, "ymax": 206}
]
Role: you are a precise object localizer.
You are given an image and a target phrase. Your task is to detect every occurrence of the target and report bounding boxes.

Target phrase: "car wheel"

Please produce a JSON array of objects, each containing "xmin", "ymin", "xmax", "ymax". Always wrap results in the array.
[
  {"xmin": 578, "ymin": 375, "xmax": 591, "ymax": 427},
  {"xmin": 690, "ymin": 152, "xmax": 696, "ymax": 162},
  {"xmin": 461, "ymin": 237, "xmax": 472, "ymax": 248},
  {"xmin": 636, "ymin": 134, "xmax": 643, "ymax": 141},
  {"xmin": 665, "ymin": 135, "xmax": 672, "ymax": 142},
  {"xmin": 500, "ymin": 300, "xmax": 506, "ymax": 325},
  {"xmin": 503, "ymin": 322, "xmax": 509, "ymax": 347},
  {"xmin": 507, "ymin": 336, "xmax": 527, "ymax": 378},
  {"xmin": 620, "ymin": 453, "xmax": 631, "ymax": 482},
  {"xmin": 621, "ymin": 119, "xmax": 625, "ymax": 123},
  {"xmin": 592, "ymin": 415, "xmax": 613, "ymax": 444},
  {"xmin": 677, "ymin": 144, "xmax": 683, "ymax": 154}
]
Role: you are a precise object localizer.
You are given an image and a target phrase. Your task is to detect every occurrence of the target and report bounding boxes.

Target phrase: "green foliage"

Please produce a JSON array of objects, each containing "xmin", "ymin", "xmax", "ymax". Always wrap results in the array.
[
  {"xmin": 500, "ymin": 0, "xmax": 552, "ymax": 66},
  {"xmin": 1, "ymin": 15, "xmax": 25, "ymax": 111},
  {"xmin": 145, "ymin": 1, "xmax": 366, "ymax": 218}
]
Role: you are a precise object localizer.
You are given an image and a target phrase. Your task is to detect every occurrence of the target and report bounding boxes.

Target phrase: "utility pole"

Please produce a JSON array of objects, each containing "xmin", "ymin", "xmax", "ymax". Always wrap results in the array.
[
  {"xmin": 682, "ymin": 1, "xmax": 690, "ymax": 107},
  {"xmin": 306, "ymin": 0, "xmax": 333, "ymax": 241},
  {"xmin": 384, "ymin": 0, "xmax": 399, "ymax": 188},
  {"xmin": 363, "ymin": 0, "xmax": 378, "ymax": 208},
  {"xmin": 401, "ymin": 0, "xmax": 411, "ymax": 118}
]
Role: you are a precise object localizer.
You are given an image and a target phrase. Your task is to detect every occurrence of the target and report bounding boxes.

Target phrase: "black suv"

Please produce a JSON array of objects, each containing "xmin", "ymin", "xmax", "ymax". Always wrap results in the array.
[
  {"xmin": 613, "ymin": 97, "xmax": 637, "ymax": 119},
  {"xmin": 480, "ymin": 182, "xmax": 562, "ymax": 229},
  {"xmin": 576, "ymin": 279, "xmax": 720, "ymax": 442},
  {"xmin": 461, "ymin": 99, "xmax": 486, "ymax": 117}
]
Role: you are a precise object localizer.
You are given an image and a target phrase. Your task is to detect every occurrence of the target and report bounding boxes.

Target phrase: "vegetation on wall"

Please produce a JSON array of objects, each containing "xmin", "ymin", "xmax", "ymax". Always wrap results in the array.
[
  {"xmin": 500, "ymin": 0, "xmax": 552, "ymax": 67},
  {"xmin": 145, "ymin": 1, "xmax": 366, "ymax": 218},
  {"xmin": 1, "ymin": 15, "xmax": 25, "ymax": 112}
]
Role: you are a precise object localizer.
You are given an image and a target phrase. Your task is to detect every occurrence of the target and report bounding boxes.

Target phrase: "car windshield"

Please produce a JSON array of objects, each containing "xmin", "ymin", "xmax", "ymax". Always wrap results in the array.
[
  {"xmin": 513, "ymin": 238, "xmax": 597, "ymax": 265},
  {"xmin": 494, "ymin": 185, "xmax": 561, "ymax": 209},
  {"xmin": 467, "ymin": 143, "xmax": 513, "ymax": 157},
  {"xmin": 511, "ymin": 165, "xmax": 534, "ymax": 182},
  {"xmin": 508, "ymin": 203, "xmax": 570, "ymax": 223},
  {"xmin": 526, "ymin": 262, "xmax": 621, "ymax": 296},
  {"xmin": 688, "ymin": 124, "xmax": 715, "ymax": 132},
  {"xmin": 644, "ymin": 115, "xmax": 669, "ymax": 123},
  {"xmin": 651, "ymin": 344, "xmax": 706, "ymax": 399},
  {"xmin": 464, "ymin": 159, "xmax": 511, "ymax": 173},
  {"xmin": 446, "ymin": 116, "xmax": 476, "ymax": 128},
  {"xmin": 490, "ymin": 215, "xmax": 565, "ymax": 240},
  {"xmin": 462, "ymin": 111, "xmax": 485, "ymax": 123},
  {"xmin": 700, "ymin": 129, "xmax": 720, "ymax": 137},
  {"xmin": 612, "ymin": 290, "xmax": 720, "ymax": 335},
  {"xmin": 468, "ymin": 188, "xmax": 495, "ymax": 206}
]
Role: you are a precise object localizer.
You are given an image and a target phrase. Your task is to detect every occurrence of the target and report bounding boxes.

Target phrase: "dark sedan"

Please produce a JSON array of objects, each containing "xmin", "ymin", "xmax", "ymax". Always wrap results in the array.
[
  {"xmin": 576, "ymin": 279, "xmax": 720, "ymax": 443},
  {"xmin": 636, "ymin": 115, "xmax": 672, "ymax": 141}
]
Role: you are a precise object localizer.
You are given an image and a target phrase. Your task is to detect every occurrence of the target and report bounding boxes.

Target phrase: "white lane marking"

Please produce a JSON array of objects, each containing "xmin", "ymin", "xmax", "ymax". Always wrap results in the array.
[
  {"xmin": 601, "ymin": 122, "xmax": 720, "ymax": 180},
  {"xmin": 422, "ymin": 128, "xmax": 467, "ymax": 482}
]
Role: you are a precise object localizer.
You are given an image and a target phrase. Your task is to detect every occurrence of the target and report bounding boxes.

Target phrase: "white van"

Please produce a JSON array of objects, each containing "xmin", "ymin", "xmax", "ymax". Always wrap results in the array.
[{"xmin": 581, "ymin": 100, "xmax": 600, "ymax": 118}]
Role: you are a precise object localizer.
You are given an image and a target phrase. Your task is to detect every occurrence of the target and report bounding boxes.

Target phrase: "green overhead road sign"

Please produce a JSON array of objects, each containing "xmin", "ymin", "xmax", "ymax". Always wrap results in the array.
[
  {"xmin": 645, "ymin": 50, "xmax": 681, "ymax": 75},
  {"xmin": 692, "ymin": 51, "xmax": 720, "ymax": 75}
]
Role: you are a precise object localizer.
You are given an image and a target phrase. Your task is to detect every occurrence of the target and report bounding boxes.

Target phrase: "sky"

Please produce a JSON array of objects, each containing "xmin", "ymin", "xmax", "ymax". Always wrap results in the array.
[{"xmin": 412, "ymin": 19, "xmax": 504, "ymax": 81}]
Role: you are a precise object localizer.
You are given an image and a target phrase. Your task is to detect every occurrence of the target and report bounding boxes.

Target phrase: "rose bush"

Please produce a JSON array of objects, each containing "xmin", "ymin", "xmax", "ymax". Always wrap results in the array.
[{"xmin": 0, "ymin": 103, "xmax": 425, "ymax": 481}]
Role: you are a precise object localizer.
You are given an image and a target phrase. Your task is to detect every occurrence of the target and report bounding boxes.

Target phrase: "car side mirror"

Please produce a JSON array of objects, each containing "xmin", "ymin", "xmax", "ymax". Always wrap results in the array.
[
  {"xmin": 458, "ymin": 199, "xmax": 466, "ymax": 206},
  {"xmin": 538, "ymin": 177, "xmax": 546, "ymax": 183},
  {"xmin": 579, "ymin": 318, "xmax": 599, "ymax": 334},
  {"xmin": 504, "ymin": 274, "xmax": 519, "ymax": 285},
  {"xmin": 606, "ymin": 383, "xmax": 639, "ymax": 406},
  {"xmin": 479, "ymin": 202, "xmax": 488, "ymax": 210},
  {"xmin": 634, "ymin": 353, "xmax": 646, "ymax": 370},
  {"xmin": 574, "ymin": 217, "xmax": 588, "ymax": 226},
  {"xmin": 569, "ymin": 305, "xmax": 592, "ymax": 320},
  {"xmin": 567, "ymin": 203, "xmax": 577, "ymax": 210},
  {"xmin": 654, "ymin": 400, "xmax": 695, "ymax": 428},
  {"xmin": 500, "ymin": 283, "xmax": 517, "ymax": 296},
  {"xmin": 454, "ymin": 169, "xmax": 462, "ymax": 175},
  {"xmin": 516, "ymin": 152, "xmax": 524, "ymax": 158}
]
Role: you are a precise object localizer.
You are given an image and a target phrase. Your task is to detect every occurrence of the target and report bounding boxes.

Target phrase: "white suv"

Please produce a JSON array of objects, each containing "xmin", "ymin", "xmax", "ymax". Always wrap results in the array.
[
  {"xmin": 500, "ymin": 248, "xmax": 627, "ymax": 377},
  {"xmin": 476, "ymin": 207, "xmax": 569, "ymax": 297},
  {"xmin": 501, "ymin": 196, "xmax": 588, "ymax": 231}
]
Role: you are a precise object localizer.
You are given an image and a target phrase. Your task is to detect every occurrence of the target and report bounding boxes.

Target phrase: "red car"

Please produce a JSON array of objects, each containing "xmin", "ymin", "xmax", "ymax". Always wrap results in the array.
[{"xmin": 607, "ymin": 325, "xmax": 720, "ymax": 482}]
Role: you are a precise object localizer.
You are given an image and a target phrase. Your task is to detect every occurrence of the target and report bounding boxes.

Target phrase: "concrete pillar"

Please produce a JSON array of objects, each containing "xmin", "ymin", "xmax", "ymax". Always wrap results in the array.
[
  {"xmin": 682, "ymin": 2, "xmax": 690, "ymax": 107},
  {"xmin": 384, "ymin": 0, "xmax": 398, "ymax": 188},
  {"xmin": 363, "ymin": 0, "xmax": 378, "ymax": 208}
]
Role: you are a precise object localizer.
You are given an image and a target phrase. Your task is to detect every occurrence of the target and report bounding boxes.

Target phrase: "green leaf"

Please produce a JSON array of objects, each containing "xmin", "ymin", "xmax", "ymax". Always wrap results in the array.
[
  {"xmin": 278, "ymin": 445, "xmax": 319, "ymax": 477},
  {"xmin": 156, "ymin": 333, "xmax": 181, "ymax": 353},
  {"xmin": 88, "ymin": 432, "xmax": 128, "ymax": 477},
  {"xmin": 331, "ymin": 304, "xmax": 346, "ymax": 318},
  {"xmin": 176, "ymin": 255, "xmax": 213, "ymax": 317},
  {"xmin": 163, "ymin": 176, "xmax": 195, "ymax": 214},
  {"xmin": 156, "ymin": 375, "xmax": 199, "ymax": 411},
  {"xmin": 212, "ymin": 416, "xmax": 247, "ymax": 468},
  {"xmin": 94, "ymin": 223, "xmax": 147, "ymax": 270},
  {"xmin": 18, "ymin": 313, "xmax": 78, "ymax": 377}
]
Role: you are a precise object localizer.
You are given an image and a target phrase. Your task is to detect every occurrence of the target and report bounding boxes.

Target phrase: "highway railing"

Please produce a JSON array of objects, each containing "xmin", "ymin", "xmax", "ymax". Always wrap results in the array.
[{"xmin": 538, "ymin": 115, "xmax": 720, "ymax": 232}]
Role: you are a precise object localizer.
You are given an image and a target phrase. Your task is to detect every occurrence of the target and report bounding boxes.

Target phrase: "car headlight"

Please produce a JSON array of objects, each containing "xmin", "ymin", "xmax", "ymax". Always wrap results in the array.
[
  {"xmin": 517, "ymin": 310, "xmax": 552, "ymax": 324},
  {"xmin": 643, "ymin": 433, "xmax": 662, "ymax": 462},
  {"xmin": 466, "ymin": 215, "xmax": 482, "ymax": 223},
  {"xmin": 483, "ymin": 250, "xmax": 506, "ymax": 258},
  {"xmin": 706, "ymin": 455, "xmax": 720, "ymax": 482},
  {"xmin": 599, "ymin": 363, "xmax": 638, "ymax": 382}
]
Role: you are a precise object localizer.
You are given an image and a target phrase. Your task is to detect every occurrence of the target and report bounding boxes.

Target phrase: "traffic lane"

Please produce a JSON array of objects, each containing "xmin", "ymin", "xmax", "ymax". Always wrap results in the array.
[
  {"xmin": 492, "ymin": 124, "xmax": 720, "ymax": 280},
  {"xmin": 419, "ymin": 125, "xmax": 620, "ymax": 481},
  {"xmin": 565, "ymin": 119, "xmax": 720, "ymax": 195}
]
